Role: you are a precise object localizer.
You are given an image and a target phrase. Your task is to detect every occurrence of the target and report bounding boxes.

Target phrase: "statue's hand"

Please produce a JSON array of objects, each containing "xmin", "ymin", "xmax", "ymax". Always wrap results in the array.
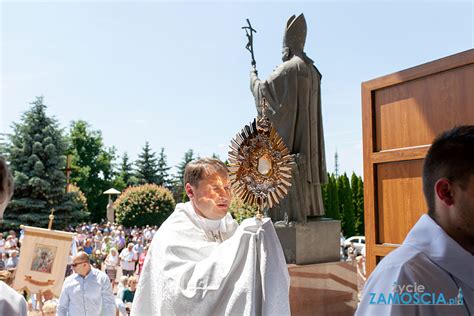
[{"xmin": 251, "ymin": 66, "xmax": 258, "ymax": 76}]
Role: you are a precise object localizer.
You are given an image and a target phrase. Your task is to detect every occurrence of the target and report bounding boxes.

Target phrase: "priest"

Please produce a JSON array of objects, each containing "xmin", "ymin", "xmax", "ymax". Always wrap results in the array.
[{"xmin": 131, "ymin": 158, "xmax": 290, "ymax": 316}]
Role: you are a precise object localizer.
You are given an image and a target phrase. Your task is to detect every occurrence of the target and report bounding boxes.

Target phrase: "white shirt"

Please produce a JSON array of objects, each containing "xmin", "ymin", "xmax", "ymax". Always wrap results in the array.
[
  {"xmin": 105, "ymin": 254, "xmax": 119, "ymax": 269},
  {"xmin": 119, "ymin": 248, "xmax": 136, "ymax": 271},
  {"xmin": 144, "ymin": 229, "xmax": 152, "ymax": 241},
  {"xmin": 357, "ymin": 214, "xmax": 473, "ymax": 315},
  {"xmin": 131, "ymin": 202, "xmax": 290, "ymax": 316},
  {"xmin": 57, "ymin": 267, "xmax": 116, "ymax": 316}
]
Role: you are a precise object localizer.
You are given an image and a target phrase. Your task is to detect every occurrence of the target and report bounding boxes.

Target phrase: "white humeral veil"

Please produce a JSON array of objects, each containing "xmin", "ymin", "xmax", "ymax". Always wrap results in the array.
[{"xmin": 131, "ymin": 202, "xmax": 290, "ymax": 316}]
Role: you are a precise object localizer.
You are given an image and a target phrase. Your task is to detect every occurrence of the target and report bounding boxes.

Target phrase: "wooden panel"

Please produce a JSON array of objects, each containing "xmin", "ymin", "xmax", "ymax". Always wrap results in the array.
[
  {"xmin": 361, "ymin": 85, "xmax": 377, "ymax": 275},
  {"xmin": 376, "ymin": 160, "xmax": 426, "ymax": 244},
  {"xmin": 373, "ymin": 244, "xmax": 399, "ymax": 257},
  {"xmin": 375, "ymin": 63, "xmax": 474, "ymax": 151},
  {"xmin": 364, "ymin": 49, "xmax": 474, "ymax": 90},
  {"xmin": 361, "ymin": 49, "xmax": 474, "ymax": 275},
  {"xmin": 371, "ymin": 145, "xmax": 429, "ymax": 164}
]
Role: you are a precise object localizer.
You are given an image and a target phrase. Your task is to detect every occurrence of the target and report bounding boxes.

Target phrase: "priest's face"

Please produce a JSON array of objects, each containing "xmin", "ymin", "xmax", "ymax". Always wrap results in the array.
[{"xmin": 186, "ymin": 172, "xmax": 232, "ymax": 220}]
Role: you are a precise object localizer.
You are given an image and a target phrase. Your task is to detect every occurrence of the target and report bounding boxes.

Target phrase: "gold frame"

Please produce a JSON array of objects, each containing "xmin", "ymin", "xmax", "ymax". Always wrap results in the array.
[{"xmin": 228, "ymin": 100, "xmax": 294, "ymax": 215}]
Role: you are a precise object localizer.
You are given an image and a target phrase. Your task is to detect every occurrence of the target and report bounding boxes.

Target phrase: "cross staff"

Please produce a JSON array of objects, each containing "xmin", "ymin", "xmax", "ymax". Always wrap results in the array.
[
  {"xmin": 242, "ymin": 18, "xmax": 257, "ymax": 68},
  {"xmin": 64, "ymin": 154, "xmax": 77, "ymax": 193}
]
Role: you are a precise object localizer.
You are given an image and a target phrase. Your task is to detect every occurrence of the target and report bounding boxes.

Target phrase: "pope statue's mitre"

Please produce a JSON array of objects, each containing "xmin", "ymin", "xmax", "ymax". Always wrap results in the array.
[{"xmin": 283, "ymin": 13, "xmax": 307, "ymax": 52}]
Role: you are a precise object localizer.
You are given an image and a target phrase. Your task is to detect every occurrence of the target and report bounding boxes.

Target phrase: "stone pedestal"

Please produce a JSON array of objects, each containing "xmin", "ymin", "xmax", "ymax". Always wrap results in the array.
[
  {"xmin": 275, "ymin": 218, "xmax": 340, "ymax": 264},
  {"xmin": 289, "ymin": 261, "xmax": 357, "ymax": 315}
]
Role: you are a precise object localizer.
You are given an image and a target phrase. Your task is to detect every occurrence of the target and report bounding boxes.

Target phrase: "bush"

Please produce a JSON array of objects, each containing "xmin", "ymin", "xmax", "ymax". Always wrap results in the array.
[
  {"xmin": 228, "ymin": 197, "xmax": 258, "ymax": 223},
  {"xmin": 114, "ymin": 184, "xmax": 175, "ymax": 227}
]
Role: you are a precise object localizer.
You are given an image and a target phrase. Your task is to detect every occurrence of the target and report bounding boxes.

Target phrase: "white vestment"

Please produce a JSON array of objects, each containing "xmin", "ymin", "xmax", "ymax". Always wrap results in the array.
[
  {"xmin": 0, "ymin": 281, "xmax": 28, "ymax": 316},
  {"xmin": 356, "ymin": 214, "xmax": 473, "ymax": 316},
  {"xmin": 131, "ymin": 202, "xmax": 290, "ymax": 316}
]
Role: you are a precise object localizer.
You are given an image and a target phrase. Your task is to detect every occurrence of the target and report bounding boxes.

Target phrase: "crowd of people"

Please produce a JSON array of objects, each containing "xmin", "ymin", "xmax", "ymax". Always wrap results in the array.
[
  {"xmin": 66, "ymin": 222, "xmax": 156, "ymax": 280},
  {"xmin": 0, "ymin": 222, "xmax": 158, "ymax": 315},
  {"xmin": 1, "ymin": 125, "xmax": 472, "ymax": 316},
  {"xmin": 0, "ymin": 230, "xmax": 20, "ymax": 271}
]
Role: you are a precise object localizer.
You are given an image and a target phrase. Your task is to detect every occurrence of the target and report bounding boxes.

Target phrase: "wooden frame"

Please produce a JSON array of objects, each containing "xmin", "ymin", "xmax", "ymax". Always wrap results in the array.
[{"xmin": 361, "ymin": 49, "xmax": 474, "ymax": 275}]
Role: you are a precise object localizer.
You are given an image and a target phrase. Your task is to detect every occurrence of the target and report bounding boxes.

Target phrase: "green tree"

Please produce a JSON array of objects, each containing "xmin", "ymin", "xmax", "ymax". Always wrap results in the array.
[
  {"xmin": 119, "ymin": 152, "xmax": 133, "ymax": 186},
  {"xmin": 0, "ymin": 133, "xmax": 10, "ymax": 158},
  {"xmin": 353, "ymin": 175, "xmax": 365, "ymax": 235},
  {"xmin": 324, "ymin": 173, "xmax": 340, "ymax": 220},
  {"xmin": 68, "ymin": 120, "xmax": 116, "ymax": 222},
  {"xmin": 113, "ymin": 152, "xmax": 138, "ymax": 190},
  {"xmin": 135, "ymin": 142, "xmax": 159, "ymax": 184},
  {"xmin": 338, "ymin": 173, "xmax": 355, "ymax": 237},
  {"xmin": 156, "ymin": 148, "xmax": 172, "ymax": 188},
  {"xmin": 173, "ymin": 149, "xmax": 195, "ymax": 202},
  {"xmin": 5, "ymin": 97, "xmax": 88, "ymax": 229}
]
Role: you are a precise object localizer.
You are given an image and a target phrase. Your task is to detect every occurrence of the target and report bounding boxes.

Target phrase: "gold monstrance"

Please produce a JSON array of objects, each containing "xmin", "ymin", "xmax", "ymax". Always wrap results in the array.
[{"xmin": 228, "ymin": 99, "xmax": 294, "ymax": 218}]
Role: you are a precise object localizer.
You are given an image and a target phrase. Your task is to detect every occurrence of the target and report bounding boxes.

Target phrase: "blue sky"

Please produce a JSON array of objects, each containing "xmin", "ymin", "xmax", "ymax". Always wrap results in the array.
[{"xmin": 1, "ymin": 1, "xmax": 472, "ymax": 176}]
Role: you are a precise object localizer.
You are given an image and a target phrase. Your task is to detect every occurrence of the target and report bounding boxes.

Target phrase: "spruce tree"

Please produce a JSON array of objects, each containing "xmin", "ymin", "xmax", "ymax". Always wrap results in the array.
[
  {"xmin": 326, "ymin": 173, "xmax": 340, "ymax": 220},
  {"xmin": 156, "ymin": 148, "xmax": 171, "ymax": 188},
  {"xmin": 338, "ymin": 173, "xmax": 356, "ymax": 237},
  {"xmin": 321, "ymin": 173, "xmax": 329, "ymax": 214},
  {"xmin": 135, "ymin": 142, "xmax": 159, "ymax": 184},
  {"xmin": 355, "ymin": 176, "xmax": 365, "ymax": 235},
  {"xmin": 120, "ymin": 152, "xmax": 132, "ymax": 185},
  {"xmin": 351, "ymin": 172, "xmax": 361, "ymax": 235},
  {"xmin": 5, "ymin": 97, "xmax": 88, "ymax": 229},
  {"xmin": 119, "ymin": 152, "xmax": 138, "ymax": 187},
  {"xmin": 173, "ymin": 149, "xmax": 195, "ymax": 202},
  {"xmin": 112, "ymin": 152, "xmax": 137, "ymax": 191},
  {"xmin": 0, "ymin": 133, "xmax": 10, "ymax": 158}
]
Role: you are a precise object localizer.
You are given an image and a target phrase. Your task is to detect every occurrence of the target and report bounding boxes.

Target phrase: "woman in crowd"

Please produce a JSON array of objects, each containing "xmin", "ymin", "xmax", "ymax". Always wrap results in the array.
[
  {"xmin": 137, "ymin": 245, "xmax": 148, "ymax": 276},
  {"xmin": 83, "ymin": 238, "xmax": 93, "ymax": 255},
  {"xmin": 116, "ymin": 275, "xmax": 128, "ymax": 301},
  {"xmin": 122, "ymin": 276, "xmax": 138, "ymax": 304},
  {"xmin": 104, "ymin": 247, "xmax": 119, "ymax": 289},
  {"xmin": 42, "ymin": 300, "xmax": 57, "ymax": 316},
  {"xmin": 5, "ymin": 250, "xmax": 18, "ymax": 270}
]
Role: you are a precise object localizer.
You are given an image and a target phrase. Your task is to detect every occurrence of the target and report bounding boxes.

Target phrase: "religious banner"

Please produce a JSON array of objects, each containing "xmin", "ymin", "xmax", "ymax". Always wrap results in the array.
[{"xmin": 13, "ymin": 226, "xmax": 74, "ymax": 297}]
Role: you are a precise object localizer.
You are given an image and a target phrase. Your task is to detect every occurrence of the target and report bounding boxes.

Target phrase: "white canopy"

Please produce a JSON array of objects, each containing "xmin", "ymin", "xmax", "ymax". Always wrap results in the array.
[{"xmin": 103, "ymin": 188, "xmax": 121, "ymax": 195}]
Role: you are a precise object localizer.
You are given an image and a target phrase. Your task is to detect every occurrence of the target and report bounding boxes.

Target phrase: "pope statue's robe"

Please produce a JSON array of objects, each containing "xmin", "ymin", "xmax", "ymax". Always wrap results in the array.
[
  {"xmin": 131, "ymin": 202, "xmax": 290, "ymax": 316},
  {"xmin": 250, "ymin": 54, "xmax": 327, "ymax": 223}
]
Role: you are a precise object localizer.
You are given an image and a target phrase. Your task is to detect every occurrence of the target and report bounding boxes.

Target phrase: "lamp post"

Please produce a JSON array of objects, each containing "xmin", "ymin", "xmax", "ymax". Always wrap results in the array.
[{"xmin": 103, "ymin": 188, "xmax": 121, "ymax": 223}]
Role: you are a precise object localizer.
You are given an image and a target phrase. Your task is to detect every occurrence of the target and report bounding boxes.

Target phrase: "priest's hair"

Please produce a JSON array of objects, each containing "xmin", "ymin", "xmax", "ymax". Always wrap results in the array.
[{"xmin": 184, "ymin": 158, "xmax": 228, "ymax": 188}]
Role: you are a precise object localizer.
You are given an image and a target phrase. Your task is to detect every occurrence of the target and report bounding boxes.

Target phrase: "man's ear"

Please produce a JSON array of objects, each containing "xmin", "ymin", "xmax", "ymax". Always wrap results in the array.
[
  {"xmin": 434, "ymin": 178, "xmax": 455, "ymax": 206},
  {"xmin": 185, "ymin": 183, "xmax": 194, "ymax": 199}
]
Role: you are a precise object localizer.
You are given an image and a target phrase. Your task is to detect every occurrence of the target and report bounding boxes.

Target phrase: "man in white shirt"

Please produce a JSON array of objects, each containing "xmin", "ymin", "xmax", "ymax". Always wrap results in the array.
[
  {"xmin": 132, "ymin": 239, "xmax": 143, "ymax": 258},
  {"xmin": 119, "ymin": 243, "xmax": 137, "ymax": 277},
  {"xmin": 57, "ymin": 251, "xmax": 115, "ymax": 316},
  {"xmin": 357, "ymin": 125, "xmax": 474, "ymax": 315},
  {"xmin": 132, "ymin": 158, "xmax": 290, "ymax": 316}
]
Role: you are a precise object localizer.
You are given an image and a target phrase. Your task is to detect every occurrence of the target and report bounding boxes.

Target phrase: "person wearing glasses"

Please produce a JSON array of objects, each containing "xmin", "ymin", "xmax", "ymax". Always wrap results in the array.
[{"xmin": 57, "ymin": 251, "xmax": 115, "ymax": 316}]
